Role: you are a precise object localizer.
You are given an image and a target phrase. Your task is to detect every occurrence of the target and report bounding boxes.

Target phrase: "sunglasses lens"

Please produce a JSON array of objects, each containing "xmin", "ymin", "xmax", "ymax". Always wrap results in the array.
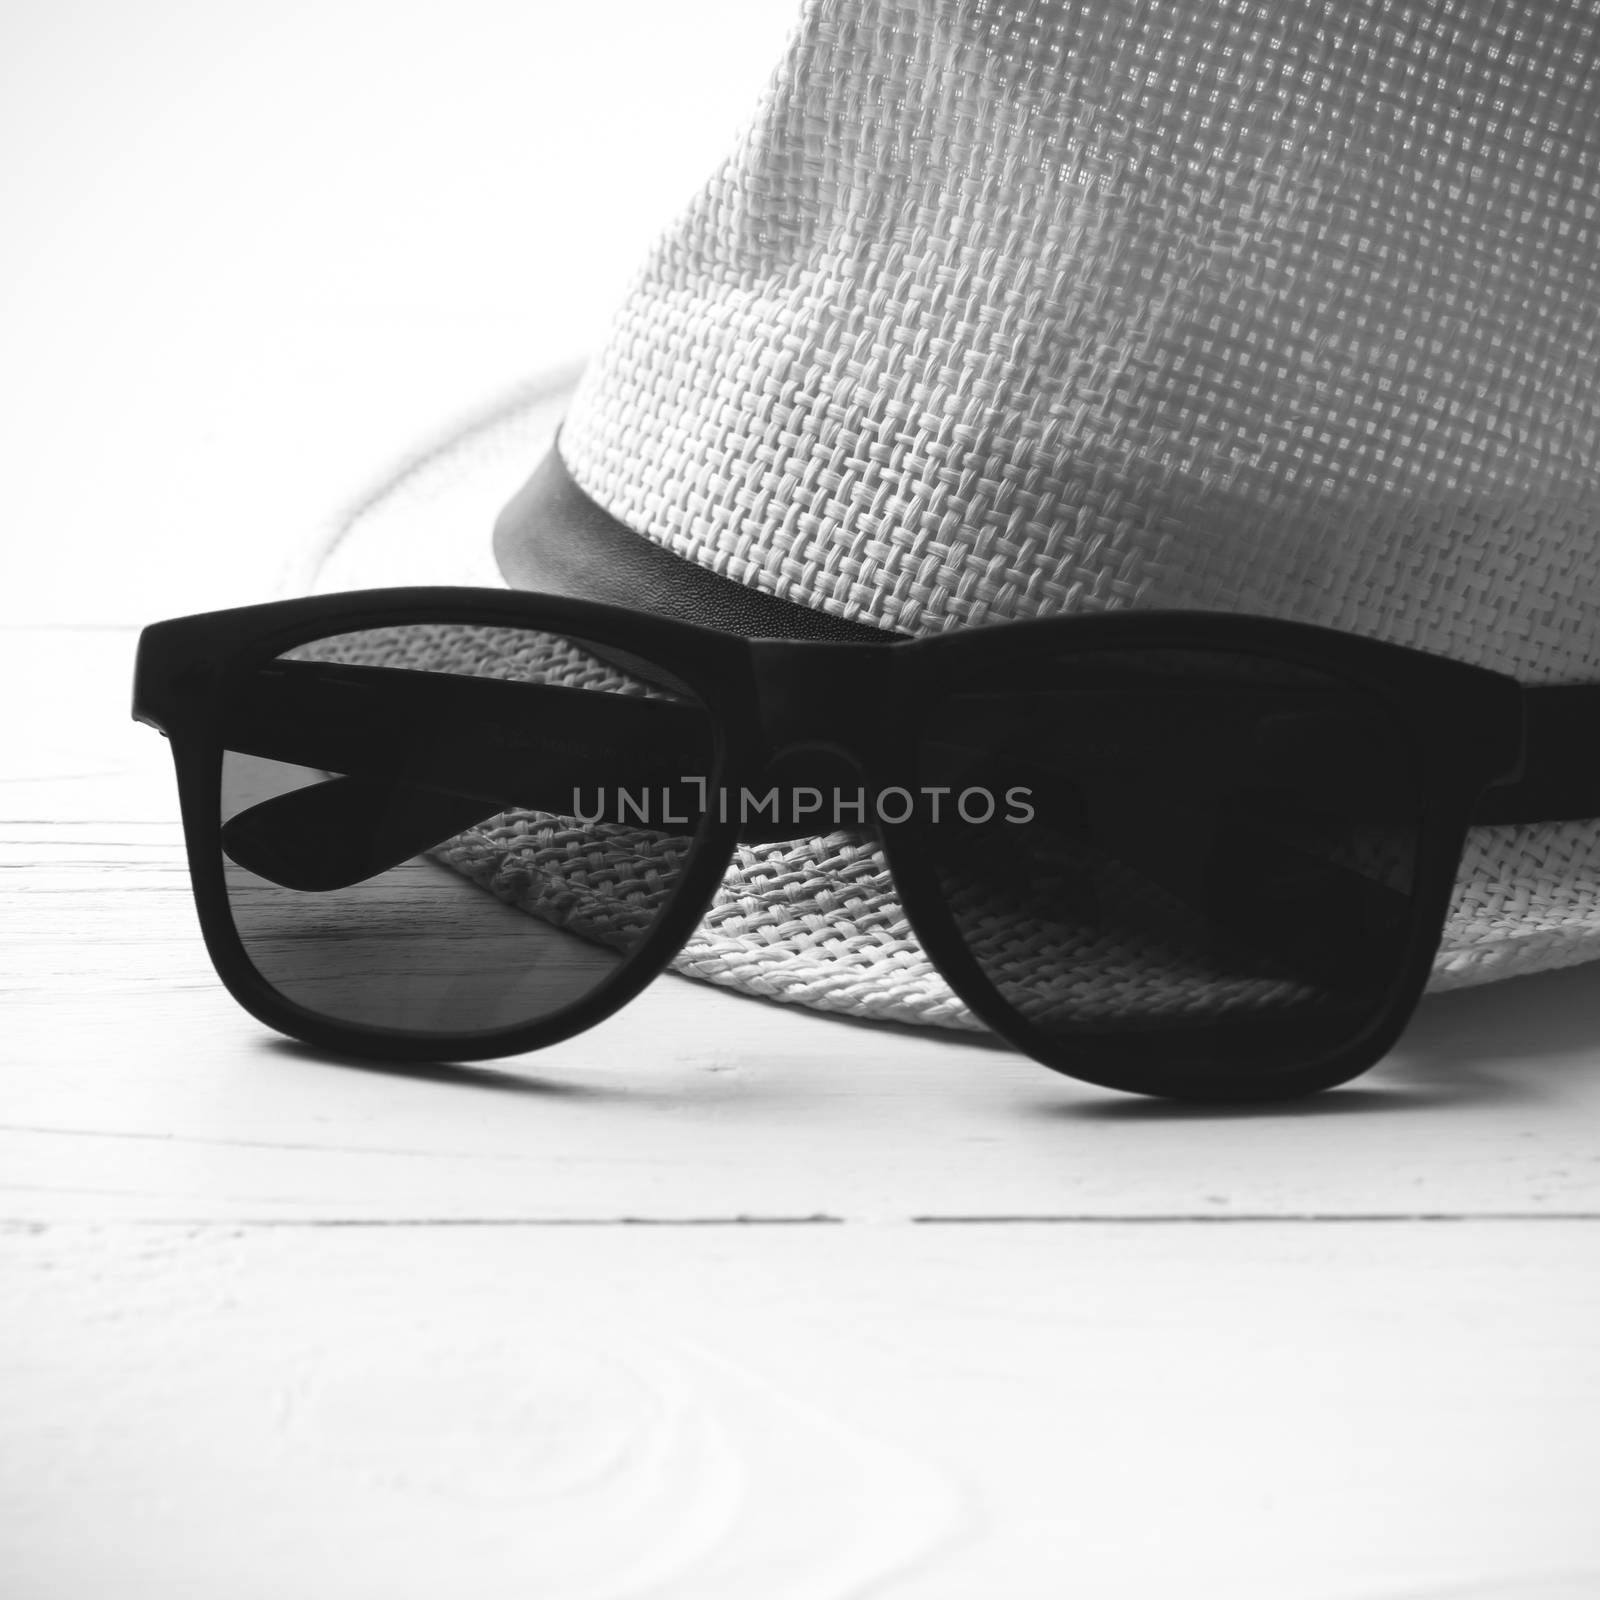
[
  {"xmin": 918, "ymin": 648, "xmax": 1423, "ymax": 1075},
  {"xmin": 217, "ymin": 622, "xmax": 715, "ymax": 1039}
]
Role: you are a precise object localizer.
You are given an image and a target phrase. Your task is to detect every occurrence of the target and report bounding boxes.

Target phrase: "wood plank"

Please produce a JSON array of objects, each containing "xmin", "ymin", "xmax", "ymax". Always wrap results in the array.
[{"xmin": 3, "ymin": 1222, "xmax": 1597, "ymax": 1599}]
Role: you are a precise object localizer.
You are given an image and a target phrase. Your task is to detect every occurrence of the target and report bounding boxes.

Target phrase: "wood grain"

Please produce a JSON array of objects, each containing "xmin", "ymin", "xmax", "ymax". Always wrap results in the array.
[{"xmin": 4, "ymin": 1224, "xmax": 1598, "ymax": 1599}]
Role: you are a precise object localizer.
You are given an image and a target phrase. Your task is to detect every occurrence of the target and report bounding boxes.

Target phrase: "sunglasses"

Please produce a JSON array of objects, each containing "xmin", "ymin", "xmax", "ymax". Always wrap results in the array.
[{"xmin": 131, "ymin": 586, "xmax": 1598, "ymax": 1101}]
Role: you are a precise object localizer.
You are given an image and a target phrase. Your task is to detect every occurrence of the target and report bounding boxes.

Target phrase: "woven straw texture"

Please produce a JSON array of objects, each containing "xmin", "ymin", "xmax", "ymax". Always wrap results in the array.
[
  {"xmin": 315, "ymin": 0, "xmax": 1600, "ymax": 1029},
  {"xmin": 563, "ymin": 0, "xmax": 1600, "ymax": 675}
]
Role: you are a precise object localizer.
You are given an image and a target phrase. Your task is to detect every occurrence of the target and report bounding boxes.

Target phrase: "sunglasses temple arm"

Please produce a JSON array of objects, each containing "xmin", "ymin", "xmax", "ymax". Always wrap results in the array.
[{"xmin": 216, "ymin": 661, "xmax": 710, "ymax": 890}]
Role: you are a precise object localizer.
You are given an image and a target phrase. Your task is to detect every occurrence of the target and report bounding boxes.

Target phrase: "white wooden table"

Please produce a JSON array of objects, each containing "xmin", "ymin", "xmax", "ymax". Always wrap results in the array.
[
  {"xmin": 5, "ymin": 4, "xmax": 1599, "ymax": 1593},
  {"xmin": 5, "ymin": 624, "xmax": 1600, "ymax": 1598}
]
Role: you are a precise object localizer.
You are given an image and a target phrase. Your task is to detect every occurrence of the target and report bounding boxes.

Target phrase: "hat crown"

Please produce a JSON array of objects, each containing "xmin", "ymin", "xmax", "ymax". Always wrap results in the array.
[{"xmin": 561, "ymin": 0, "xmax": 1600, "ymax": 682}]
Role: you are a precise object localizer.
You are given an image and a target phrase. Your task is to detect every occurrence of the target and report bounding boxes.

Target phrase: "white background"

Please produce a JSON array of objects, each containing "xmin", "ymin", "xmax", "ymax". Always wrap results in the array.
[{"xmin": 0, "ymin": 0, "xmax": 798, "ymax": 625}]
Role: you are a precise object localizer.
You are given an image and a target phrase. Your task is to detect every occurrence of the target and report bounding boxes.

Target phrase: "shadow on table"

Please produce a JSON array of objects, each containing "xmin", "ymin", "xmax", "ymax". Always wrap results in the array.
[
  {"xmin": 1065, "ymin": 959, "xmax": 1600, "ymax": 1123},
  {"xmin": 264, "ymin": 1038, "xmax": 632, "ymax": 1100}
]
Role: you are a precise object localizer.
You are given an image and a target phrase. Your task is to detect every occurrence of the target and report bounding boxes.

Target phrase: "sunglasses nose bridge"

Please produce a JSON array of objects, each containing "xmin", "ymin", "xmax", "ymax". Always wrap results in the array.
[{"xmin": 748, "ymin": 640, "xmax": 899, "ymax": 768}]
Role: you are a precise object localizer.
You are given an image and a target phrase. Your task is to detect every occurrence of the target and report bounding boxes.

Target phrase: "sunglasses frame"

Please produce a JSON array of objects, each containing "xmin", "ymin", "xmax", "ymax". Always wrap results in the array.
[{"xmin": 135, "ymin": 586, "xmax": 1527, "ymax": 1100}]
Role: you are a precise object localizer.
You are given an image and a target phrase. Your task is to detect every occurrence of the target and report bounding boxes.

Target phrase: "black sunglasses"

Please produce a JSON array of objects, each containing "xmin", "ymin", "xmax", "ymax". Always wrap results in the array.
[{"xmin": 132, "ymin": 587, "xmax": 1600, "ymax": 1101}]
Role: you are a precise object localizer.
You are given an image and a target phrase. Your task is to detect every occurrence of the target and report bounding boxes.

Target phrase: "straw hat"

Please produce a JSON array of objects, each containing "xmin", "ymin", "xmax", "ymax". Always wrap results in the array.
[{"xmin": 306, "ymin": 0, "xmax": 1600, "ymax": 1034}]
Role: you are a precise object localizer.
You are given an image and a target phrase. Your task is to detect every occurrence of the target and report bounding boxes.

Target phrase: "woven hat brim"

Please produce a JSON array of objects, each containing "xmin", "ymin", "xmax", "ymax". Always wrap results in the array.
[{"xmin": 298, "ymin": 379, "xmax": 1600, "ymax": 1027}]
